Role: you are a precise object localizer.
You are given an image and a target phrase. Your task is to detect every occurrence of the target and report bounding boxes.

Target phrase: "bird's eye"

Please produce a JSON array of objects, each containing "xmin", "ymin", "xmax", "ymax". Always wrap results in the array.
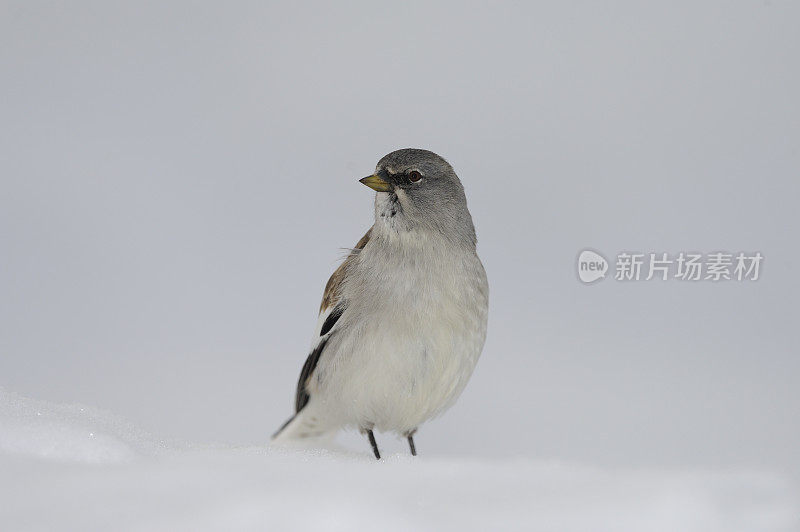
[{"xmin": 409, "ymin": 170, "xmax": 422, "ymax": 182}]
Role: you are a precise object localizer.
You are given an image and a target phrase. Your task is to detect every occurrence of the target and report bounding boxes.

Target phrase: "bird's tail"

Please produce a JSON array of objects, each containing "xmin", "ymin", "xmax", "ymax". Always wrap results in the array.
[{"xmin": 271, "ymin": 407, "xmax": 334, "ymax": 443}]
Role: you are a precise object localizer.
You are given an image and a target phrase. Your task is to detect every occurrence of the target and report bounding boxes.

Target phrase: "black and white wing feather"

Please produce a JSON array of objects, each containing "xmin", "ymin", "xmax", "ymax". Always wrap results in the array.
[{"xmin": 272, "ymin": 229, "xmax": 371, "ymax": 440}]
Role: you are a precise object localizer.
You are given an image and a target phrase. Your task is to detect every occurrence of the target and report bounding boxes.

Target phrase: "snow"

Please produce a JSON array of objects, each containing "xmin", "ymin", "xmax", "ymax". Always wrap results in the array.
[{"xmin": 1, "ymin": 388, "xmax": 797, "ymax": 531}]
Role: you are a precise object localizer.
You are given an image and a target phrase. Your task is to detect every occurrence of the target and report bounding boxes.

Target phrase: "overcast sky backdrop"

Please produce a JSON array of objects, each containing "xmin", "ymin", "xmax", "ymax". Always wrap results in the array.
[{"xmin": 1, "ymin": 2, "xmax": 798, "ymax": 474}]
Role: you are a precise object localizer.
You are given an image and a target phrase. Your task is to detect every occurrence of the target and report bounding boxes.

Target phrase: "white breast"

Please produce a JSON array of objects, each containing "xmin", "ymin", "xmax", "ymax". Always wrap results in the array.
[{"xmin": 312, "ymin": 226, "xmax": 489, "ymax": 435}]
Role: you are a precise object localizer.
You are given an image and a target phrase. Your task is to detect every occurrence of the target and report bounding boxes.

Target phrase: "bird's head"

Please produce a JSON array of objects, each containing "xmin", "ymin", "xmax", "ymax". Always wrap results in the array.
[{"xmin": 360, "ymin": 148, "xmax": 476, "ymax": 245}]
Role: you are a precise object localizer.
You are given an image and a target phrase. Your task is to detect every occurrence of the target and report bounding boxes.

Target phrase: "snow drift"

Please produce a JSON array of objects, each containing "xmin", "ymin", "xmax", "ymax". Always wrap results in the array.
[{"xmin": 0, "ymin": 388, "xmax": 797, "ymax": 532}]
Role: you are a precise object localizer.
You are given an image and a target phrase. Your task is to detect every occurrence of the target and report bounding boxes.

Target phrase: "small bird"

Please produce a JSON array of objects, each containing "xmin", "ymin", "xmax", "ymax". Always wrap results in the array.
[{"xmin": 272, "ymin": 149, "xmax": 488, "ymax": 459}]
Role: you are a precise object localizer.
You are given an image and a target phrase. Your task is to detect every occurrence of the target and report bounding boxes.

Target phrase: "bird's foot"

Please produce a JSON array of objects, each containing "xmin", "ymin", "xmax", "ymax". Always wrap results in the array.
[{"xmin": 405, "ymin": 429, "xmax": 417, "ymax": 456}]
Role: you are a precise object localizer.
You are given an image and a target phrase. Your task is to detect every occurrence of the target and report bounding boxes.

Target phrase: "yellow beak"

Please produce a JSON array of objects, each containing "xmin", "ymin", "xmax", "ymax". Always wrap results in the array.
[{"xmin": 359, "ymin": 174, "xmax": 392, "ymax": 192}]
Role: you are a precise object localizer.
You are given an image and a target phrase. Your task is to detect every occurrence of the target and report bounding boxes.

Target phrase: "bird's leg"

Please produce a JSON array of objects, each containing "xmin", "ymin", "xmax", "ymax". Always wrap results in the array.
[
  {"xmin": 406, "ymin": 429, "xmax": 417, "ymax": 456},
  {"xmin": 366, "ymin": 429, "xmax": 381, "ymax": 460}
]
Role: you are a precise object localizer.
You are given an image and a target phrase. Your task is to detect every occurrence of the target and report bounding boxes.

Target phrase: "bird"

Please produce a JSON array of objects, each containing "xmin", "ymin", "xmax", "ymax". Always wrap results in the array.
[{"xmin": 272, "ymin": 148, "xmax": 488, "ymax": 459}]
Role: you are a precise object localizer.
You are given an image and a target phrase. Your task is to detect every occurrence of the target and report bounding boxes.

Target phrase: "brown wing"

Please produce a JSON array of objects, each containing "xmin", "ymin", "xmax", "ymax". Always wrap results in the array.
[
  {"xmin": 294, "ymin": 228, "xmax": 372, "ymax": 413},
  {"xmin": 319, "ymin": 228, "xmax": 371, "ymax": 313}
]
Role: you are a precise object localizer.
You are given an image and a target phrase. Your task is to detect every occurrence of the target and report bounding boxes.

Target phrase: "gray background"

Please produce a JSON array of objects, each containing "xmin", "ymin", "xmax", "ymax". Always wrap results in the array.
[{"xmin": 1, "ymin": 2, "xmax": 798, "ymax": 473}]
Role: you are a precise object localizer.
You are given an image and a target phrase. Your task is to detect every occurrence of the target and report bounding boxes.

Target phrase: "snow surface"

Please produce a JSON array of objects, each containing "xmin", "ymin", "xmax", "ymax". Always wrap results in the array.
[{"xmin": 0, "ymin": 389, "xmax": 797, "ymax": 531}]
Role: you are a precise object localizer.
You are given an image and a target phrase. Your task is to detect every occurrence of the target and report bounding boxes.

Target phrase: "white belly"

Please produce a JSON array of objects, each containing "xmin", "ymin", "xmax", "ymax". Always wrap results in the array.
[{"xmin": 312, "ymin": 229, "xmax": 489, "ymax": 434}]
